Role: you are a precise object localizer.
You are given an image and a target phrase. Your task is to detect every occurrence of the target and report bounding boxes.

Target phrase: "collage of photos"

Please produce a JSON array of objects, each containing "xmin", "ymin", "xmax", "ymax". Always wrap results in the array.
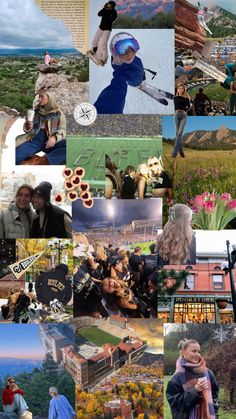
[{"xmin": 0, "ymin": 0, "xmax": 236, "ymax": 418}]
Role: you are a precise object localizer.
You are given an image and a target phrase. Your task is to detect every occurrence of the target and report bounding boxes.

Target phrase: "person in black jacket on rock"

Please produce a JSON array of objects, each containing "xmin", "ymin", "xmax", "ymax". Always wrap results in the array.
[
  {"xmin": 30, "ymin": 181, "xmax": 72, "ymax": 238},
  {"xmin": 90, "ymin": 1, "xmax": 117, "ymax": 65},
  {"xmin": 166, "ymin": 339, "xmax": 219, "ymax": 419}
]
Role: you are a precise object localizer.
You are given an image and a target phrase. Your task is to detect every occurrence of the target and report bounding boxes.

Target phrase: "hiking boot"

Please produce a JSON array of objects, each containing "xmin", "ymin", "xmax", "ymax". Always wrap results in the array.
[{"xmin": 179, "ymin": 150, "xmax": 185, "ymax": 158}]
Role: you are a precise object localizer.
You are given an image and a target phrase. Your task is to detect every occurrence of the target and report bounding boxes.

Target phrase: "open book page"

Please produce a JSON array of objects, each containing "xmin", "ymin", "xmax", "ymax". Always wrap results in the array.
[{"xmin": 35, "ymin": 0, "xmax": 89, "ymax": 53}]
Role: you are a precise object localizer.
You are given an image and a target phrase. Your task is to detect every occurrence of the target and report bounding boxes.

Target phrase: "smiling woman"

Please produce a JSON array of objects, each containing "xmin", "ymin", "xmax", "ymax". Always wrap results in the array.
[
  {"xmin": 166, "ymin": 339, "xmax": 219, "ymax": 419},
  {"xmin": 0, "ymin": 184, "xmax": 35, "ymax": 239}
]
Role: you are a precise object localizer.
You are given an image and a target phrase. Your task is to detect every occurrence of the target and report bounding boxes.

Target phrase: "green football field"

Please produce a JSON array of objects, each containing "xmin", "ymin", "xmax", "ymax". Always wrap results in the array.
[
  {"xmin": 67, "ymin": 136, "xmax": 162, "ymax": 186},
  {"xmin": 79, "ymin": 327, "xmax": 121, "ymax": 346}
]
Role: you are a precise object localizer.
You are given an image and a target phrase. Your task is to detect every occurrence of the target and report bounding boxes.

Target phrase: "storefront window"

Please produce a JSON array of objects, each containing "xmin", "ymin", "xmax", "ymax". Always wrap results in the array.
[{"xmin": 173, "ymin": 302, "xmax": 215, "ymax": 323}]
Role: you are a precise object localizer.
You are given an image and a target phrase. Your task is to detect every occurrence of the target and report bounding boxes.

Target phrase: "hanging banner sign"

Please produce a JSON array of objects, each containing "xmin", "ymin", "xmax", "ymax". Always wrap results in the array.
[{"xmin": 8, "ymin": 252, "xmax": 44, "ymax": 279}]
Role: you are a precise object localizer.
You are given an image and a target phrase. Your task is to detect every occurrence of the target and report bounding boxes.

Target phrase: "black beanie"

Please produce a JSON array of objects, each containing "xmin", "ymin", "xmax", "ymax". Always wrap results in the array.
[
  {"xmin": 33, "ymin": 182, "xmax": 52, "ymax": 203},
  {"xmin": 55, "ymin": 264, "xmax": 69, "ymax": 275}
]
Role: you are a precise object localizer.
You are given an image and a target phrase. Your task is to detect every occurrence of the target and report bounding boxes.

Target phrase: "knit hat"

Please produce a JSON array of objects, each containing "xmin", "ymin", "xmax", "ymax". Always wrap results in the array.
[{"xmin": 33, "ymin": 182, "xmax": 52, "ymax": 202}]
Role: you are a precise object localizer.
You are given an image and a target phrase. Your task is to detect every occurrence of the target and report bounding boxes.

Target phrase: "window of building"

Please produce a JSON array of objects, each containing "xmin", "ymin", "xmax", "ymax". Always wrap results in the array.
[
  {"xmin": 214, "ymin": 266, "xmax": 222, "ymax": 271},
  {"xmin": 184, "ymin": 274, "xmax": 195, "ymax": 290},
  {"xmin": 212, "ymin": 274, "xmax": 224, "ymax": 290}
]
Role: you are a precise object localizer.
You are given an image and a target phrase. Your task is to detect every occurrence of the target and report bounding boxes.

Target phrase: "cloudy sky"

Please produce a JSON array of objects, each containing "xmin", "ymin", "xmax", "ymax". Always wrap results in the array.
[
  {"xmin": 0, "ymin": 0, "xmax": 73, "ymax": 49},
  {"xmin": 72, "ymin": 199, "xmax": 162, "ymax": 231},
  {"xmin": 128, "ymin": 319, "xmax": 163, "ymax": 354},
  {"xmin": 188, "ymin": 0, "xmax": 236, "ymax": 14},
  {"xmin": 196, "ymin": 230, "xmax": 236, "ymax": 254}
]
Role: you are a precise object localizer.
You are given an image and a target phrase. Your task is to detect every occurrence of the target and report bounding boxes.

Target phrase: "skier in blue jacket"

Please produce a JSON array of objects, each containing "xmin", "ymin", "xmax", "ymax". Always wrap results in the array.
[{"xmin": 94, "ymin": 32, "xmax": 145, "ymax": 114}]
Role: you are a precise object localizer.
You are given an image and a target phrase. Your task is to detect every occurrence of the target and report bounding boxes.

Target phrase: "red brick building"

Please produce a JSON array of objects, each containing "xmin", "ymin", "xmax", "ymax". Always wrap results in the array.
[
  {"xmin": 104, "ymin": 398, "xmax": 133, "ymax": 418},
  {"xmin": 0, "ymin": 273, "xmax": 25, "ymax": 298},
  {"xmin": 158, "ymin": 254, "xmax": 235, "ymax": 323},
  {"xmin": 61, "ymin": 336, "xmax": 147, "ymax": 389}
]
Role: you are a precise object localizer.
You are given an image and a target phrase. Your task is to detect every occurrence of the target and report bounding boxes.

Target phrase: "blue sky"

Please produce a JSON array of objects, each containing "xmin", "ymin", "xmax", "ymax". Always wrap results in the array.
[
  {"xmin": 162, "ymin": 116, "xmax": 236, "ymax": 138},
  {"xmin": 0, "ymin": 0, "xmax": 73, "ymax": 49},
  {"xmin": 0, "ymin": 325, "xmax": 45, "ymax": 359},
  {"xmin": 188, "ymin": 0, "xmax": 236, "ymax": 14}
]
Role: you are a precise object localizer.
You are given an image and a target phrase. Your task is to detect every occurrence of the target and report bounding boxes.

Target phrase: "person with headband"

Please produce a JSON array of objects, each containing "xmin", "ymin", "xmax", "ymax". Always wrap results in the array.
[
  {"xmin": 166, "ymin": 339, "xmax": 219, "ymax": 418},
  {"xmin": 48, "ymin": 387, "xmax": 76, "ymax": 419},
  {"xmin": 15, "ymin": 90, "xmax": 66, "ymax": 165},
  {"xmin": 173, "ymin": 83, "xmax": 191, "ymax": 158},
  {"xmin": 156, "ymin": 204, "xmax": 196, "ymax": 266},
  {"xmin": 89, "ymin": 2, "xmax": 117, "ymax": 65},
  {"xmin": 94, "ymin": 32, "xmax": 145, "ymax": 114},
  {"xmin": 2, "ymin": 377, "xmax": 30, "ymax": 417}
]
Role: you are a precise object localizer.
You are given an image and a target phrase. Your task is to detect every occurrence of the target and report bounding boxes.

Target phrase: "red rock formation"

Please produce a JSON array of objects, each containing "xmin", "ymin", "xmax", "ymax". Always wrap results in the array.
[{"xmin": 175, "ymin": 0, "xmax": 207, "ymax": 52}]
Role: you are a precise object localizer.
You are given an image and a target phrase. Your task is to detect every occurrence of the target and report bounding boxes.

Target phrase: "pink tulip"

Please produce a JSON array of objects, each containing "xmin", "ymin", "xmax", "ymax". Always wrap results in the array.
[
  {"xmin": 226, "ymin": 199, "xmax": 236, "ymax": 210},
  {"xmin": 220, "ymin": 193, "xmax": 231, "ymax": 202},
  {"xmin": 210, "ymin": 193, "xmax": 217, "ymax": 201},
  {"xmin": 203, "ymin": 200, "xmax": 215, "ymax": 213},
  {"xmin": 202, "ymin": 191, "xmax": 210, "ymax": 200},
  {"xmin": 194, "ymin": 195, "xmax": 204, "ymax": 209}
]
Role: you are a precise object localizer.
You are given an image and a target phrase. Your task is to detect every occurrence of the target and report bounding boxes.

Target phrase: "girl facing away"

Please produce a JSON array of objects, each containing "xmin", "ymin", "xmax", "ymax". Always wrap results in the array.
[{"xmin": 156, "ymin": 204, "xmax": 196, "ymax": 266}]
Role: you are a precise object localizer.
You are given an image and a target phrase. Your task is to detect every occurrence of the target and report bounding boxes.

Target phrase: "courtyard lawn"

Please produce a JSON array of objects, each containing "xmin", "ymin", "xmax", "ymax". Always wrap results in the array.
[{"xmin": 79, "ymin": 327, "xmax": 121, "ymax": 346}]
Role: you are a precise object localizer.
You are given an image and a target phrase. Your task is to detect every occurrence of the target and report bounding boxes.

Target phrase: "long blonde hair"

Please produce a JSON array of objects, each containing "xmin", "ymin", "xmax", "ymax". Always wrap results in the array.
[
  {"xmin": 157, "ymin": 204, "xmax": 193, "ymax": 264},
  {"xmin": 176, "ymin": 83, "xmax": 190, "ymax": 99}
]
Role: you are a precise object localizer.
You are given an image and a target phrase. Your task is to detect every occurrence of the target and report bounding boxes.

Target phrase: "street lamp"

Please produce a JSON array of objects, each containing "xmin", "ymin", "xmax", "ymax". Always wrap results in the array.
[
  {"xmin": 48, "ymin": 239, "xmax": 69, "ymax": 266},
  {"xmin": 218, "ymin": 241, "xmax": 236, "ymax": 322},
  {"xmin": 107, "ymin": 203, "xmax": 115, "ymax": 245}
]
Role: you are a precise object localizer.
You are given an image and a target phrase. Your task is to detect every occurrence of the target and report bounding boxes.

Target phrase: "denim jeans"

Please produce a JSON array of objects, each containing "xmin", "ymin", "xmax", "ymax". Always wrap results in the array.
[
  {"xmin": 173, "ymin": 111, "xmax": 187, "ymax": 157},
  {"xmin": 3, "ymin": 393, "xmax": 28, "ymax": 416},
  {"xmin": 16, "ymin": 129, "xmax": 66, "ymax": 165},
  {"xmin": 230, "ymin": 93, "xmax": 236, "ymax": 115}
]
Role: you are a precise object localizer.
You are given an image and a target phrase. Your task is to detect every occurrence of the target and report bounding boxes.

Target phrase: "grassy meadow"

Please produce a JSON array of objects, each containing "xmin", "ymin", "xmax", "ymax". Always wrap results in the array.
[
  {"xmin": 189, "ymin": 82, "xmax": 230, "ymax": 104},
  {"xmin": 163, "ymin": 143, "xmax": 236, "ymax": 202}
]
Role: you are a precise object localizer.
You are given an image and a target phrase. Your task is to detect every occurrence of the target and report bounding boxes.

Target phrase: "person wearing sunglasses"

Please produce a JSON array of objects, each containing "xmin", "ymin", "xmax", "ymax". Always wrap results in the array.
[
  {"xmin": 94, "ymin": 32, "xmax": 145, "ymax": 114},
  {"xmin": 138, "ymin": 156, "xmax": 173, "ymax": 199},
  {"xmin": 2, "ymin": 377, "xmax": 29, "ymax": 417}
]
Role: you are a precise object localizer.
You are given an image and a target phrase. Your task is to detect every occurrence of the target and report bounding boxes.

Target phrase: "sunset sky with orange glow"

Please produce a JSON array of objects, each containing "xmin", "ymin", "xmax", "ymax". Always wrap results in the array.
[
  {"xmin": 0, "ymin": 325, "xmax": 45, "ymax": 359},
  {"xmin": 128, "ymin": 319, "xmax": 163, "ymax": 354}
]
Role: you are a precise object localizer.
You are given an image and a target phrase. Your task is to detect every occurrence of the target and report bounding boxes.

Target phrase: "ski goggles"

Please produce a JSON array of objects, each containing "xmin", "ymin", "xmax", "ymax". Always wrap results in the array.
[{"xmin": 111, "ymin": 38, "xmax": 140, "ymax": 56}]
